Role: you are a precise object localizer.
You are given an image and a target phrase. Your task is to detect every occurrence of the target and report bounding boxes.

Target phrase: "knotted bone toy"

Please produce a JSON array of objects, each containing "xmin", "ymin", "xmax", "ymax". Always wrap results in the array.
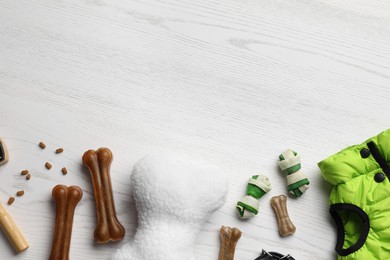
[
  {"xmin": 236, "ymin": 175, "xmax": 271, "ymax": 219},
  {"xmin": 277, "ymin": 149, "xmax": 309, "ymax": 198},
  {"xmin": 112, "ymin": 152, "xmax": 228, "ymax": 260}
]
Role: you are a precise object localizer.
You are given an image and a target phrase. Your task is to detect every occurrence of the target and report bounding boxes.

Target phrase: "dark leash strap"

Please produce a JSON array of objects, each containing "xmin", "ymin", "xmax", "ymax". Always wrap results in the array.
[{"xmin": 255, "ymin": 249, "xmax": 295, "ymax": 260}]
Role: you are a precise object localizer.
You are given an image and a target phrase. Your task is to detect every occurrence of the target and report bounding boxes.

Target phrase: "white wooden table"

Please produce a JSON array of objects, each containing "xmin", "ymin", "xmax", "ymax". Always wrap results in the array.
[{"xmin": 0, "ymin": 0, "xmax": 389, "ymax": 259}]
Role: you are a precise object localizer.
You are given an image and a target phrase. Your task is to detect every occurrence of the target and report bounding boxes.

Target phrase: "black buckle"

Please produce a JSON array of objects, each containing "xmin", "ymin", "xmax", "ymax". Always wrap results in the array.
[{"xmin": 255, "ymin": 249, "xmax": 295, "ymax": 260}]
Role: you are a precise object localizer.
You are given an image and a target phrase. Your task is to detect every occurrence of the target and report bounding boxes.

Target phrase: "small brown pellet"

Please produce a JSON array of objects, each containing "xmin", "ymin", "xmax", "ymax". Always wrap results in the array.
[
  {"xmin": 16, "ymin": 190, "xmax": 24, "ymax": 197},
  {"xmin": 26, "ymin": 174, "xmax": 31, "ymax": 180},
  {"xmin": 39, "ymin": 141, "xmax": 46, "ymax": 149},
  {"xmin": 45, "ymin": 162, "xmax": 52, "ymax": 170},
  {"xmin": 61, "ymin": 167, "xmax": 68, "ymax": 175},
  {"xmin": 55, "ymin": 148, "xmax": 64, "ymax": 154},
  {"xmin": 20, "ymin": 170, "xmax": 29, "ymax": 175},
  {"xmin": 7, "ymin": 197, "xmax": 15, "ymax": 205}
]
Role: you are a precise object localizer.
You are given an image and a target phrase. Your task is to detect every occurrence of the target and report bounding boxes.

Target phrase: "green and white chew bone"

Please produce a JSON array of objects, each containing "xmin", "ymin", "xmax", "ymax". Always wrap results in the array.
[
  {"xmin": 236, "ymin": 175, "xmax": 271, "ymax": 219},
  {"xmin": 278, "ymin": 149, "xmax": 309, "ymax": 198}
]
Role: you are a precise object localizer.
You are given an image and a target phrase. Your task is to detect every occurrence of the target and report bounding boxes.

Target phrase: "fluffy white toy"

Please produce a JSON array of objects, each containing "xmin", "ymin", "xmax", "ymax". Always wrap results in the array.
[{"xmin": 112, "ymin": 152, "xmax": 228, "ymax": 260}]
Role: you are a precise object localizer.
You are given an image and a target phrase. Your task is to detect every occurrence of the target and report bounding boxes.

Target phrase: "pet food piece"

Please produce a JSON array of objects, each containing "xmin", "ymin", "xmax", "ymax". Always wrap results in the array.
[
  {"xmin": 16, "ymin": 191, "xmax": 24, "ymax": 197},
  {"xmin": 26, "ymin": 174, "xmax": 31, "ymax": 180},
  {"xmin": 219, "ymin": 226, "xmax": 241, "ymax": 260},
  {"xmin": 82, "ymin": 148, "xmax": 125, "ymax": 243},
  {"xmin": 61, "ymin": 167, "xmax": 68, "ymax": 175},
  {"xmin": 278, "ymin": 149, "xmax": 309, "ymax": 198},
  {"xmin": 45, "ymin": 162, "xmax": 52, "ymax": 170},
  {"xmin": 0, "ymin": 202, "xmax": 29, "ymax": 252},
  {"xmin": 20, "ymin": 170, "xmax": 29, "ymax": 176},
  {"xmin": 236, "ymin": 175, "xmax": 271, "ymax": 219},
  {"xmin": 38, "ymin": 141, "xmax": 46, "ymax": 149},
  {"xmin": 271, "ymin": 195, "xmax": 296, "ymax": 237},
  {"xmin": 0, "ymin": 138, "xmax": 9, "ymax": 166},
  {"xmin": 55, "ymin": 148, "xmax": 64, "ymax": 154},
  {"xmin": 49, "ymin": 185, "xmax": 82, "ymax": 260},
  {"xmin": 7, "ymin": 197, "xmax": 15, "ymax": 205}
]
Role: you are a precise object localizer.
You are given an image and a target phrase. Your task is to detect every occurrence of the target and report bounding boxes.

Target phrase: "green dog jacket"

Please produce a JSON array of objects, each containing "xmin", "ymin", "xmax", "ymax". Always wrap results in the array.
[{"xmin": 318, "ymin": 129, "xmax": 390, "ymax": 259}]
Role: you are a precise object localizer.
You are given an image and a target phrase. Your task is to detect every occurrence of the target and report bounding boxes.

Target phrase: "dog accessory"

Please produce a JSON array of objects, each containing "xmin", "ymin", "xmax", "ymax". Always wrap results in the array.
[
  {"xmin": 278, "ymin": 149, "xmax": 309, "ymax": 197},
  {"xmin": 236, "ymin": 175, "xmax": 271, "ymax": 219},
  {"xmin": 271, "ymin": 195, "xmax": 296, "ymax": 237},
  {"xmin": 218, "ymin": 226, "xmax": 241, "ymax": 260},
  {"xmin": 112, "ymin": 152, "xmax": 228, "ymax": 260}
]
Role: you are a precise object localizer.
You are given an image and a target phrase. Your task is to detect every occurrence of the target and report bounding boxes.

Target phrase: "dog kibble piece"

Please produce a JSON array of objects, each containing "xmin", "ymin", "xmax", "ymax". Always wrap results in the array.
[
  {"xmin": 16, "ymin": 191, "xmax": 24, "ymax": 197},
  {"xmin": 20, "ymin": 170, "xmax": 29, "ymax": 176},
  {"xmin": 7, "ymin": 197, "xmax": 15, "ymax": 205},
  {"xmin": 39, "ymin": 142, "xmax": 46, "ymax": 149},
  {"xmin": 26, "ymin": 174, "xmax": 31, "ymax": 180},
  {"xmin": 45, "ymin": 162, "xmax": 52, "ymax": 170},
  {"xmin": 61, "ymin": 167, "xmax": 68, "ymax": 175},
  {"xmin": 55, "ymin": 148, "xmax": 64, "ymax": 154}
]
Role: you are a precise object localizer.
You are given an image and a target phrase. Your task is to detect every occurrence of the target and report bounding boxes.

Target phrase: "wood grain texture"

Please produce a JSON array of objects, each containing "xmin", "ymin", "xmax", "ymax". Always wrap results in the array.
[{"xmin": 0, "ymin": 0, "xmax": 389, "ymax": 259}]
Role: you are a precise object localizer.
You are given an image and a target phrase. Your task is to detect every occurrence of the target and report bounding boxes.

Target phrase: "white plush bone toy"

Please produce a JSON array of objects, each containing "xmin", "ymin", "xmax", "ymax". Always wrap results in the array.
[{"xmin": 112, "ymin": 152, "xmax": 228, "ymax": 260}]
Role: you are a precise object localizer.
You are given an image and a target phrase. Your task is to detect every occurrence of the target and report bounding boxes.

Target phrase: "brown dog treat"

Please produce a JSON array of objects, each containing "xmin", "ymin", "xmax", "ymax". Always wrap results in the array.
[
  {"xmin": 61, "ymin": 167, "xmax": 68, "ymax": 175},
  {"xmin": 271, "ymin": 195, "xmax": 296, "ymax": 237},
  {"xmin": 55, "ymin": 148, "xmax": 64, "ymax": 154},
  {"xmin": 0, "ymin": 138, "xmax": 9, "ymax": 166},
  {"xmin": 218, "ymin": 226, "xmax": 242, "ymax": 260},
  {"xmin": 26, "ymin": 174, "xmax": 31, "ymax": 180},
  {"xmin": 49, "ymin": 185, "xmax": 83, "ymax": 260},
  {"xmin": 45, "ymin": 162, "xmax": 52, "ymax": 170},
  {"xmin": 82, "ymin": 148, "xmax": 125, "ymax": 243},
  {"xmin": 16, "ymin": 191, "xmax": 24, "ymax": 197},
  {"xmin": 38, "ymin": 141, "xmax": 46, "ymax": 149},
  {"xmin": 7, "ymin": 197, "xmax": 15, "ymax": 205},
  {"xmin": 20, "ymin": 170, "xmax": 29, "ymax": 176}
]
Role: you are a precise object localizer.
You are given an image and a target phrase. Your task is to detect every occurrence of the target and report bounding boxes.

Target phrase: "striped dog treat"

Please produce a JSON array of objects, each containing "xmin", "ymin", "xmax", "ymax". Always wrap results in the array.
[
  {"xmin": 278, "ymin": 149, "xmax": 309, "ymax": 198},
  {"xmin": 236, "ymin": 175, "xmax": 271, "ymax": 219}
]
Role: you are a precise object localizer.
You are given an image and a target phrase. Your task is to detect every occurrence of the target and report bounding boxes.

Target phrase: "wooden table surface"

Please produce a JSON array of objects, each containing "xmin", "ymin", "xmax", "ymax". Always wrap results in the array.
[{"xmin": 1, "ymin": 0, "xmax": 389, "ymax": 259}]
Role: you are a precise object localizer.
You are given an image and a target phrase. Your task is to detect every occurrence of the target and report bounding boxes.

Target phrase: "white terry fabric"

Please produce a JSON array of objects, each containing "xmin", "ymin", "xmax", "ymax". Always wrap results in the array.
[{"xmin": 112, "ymin": 152, "xmax": 228, "ymax": 260}]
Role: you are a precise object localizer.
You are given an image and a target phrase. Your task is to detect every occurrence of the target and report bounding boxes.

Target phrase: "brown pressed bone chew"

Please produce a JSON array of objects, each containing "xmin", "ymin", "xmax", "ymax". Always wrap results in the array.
[
  {"xmin": 49, "ymin": 185, "xmax": 82, "ymax": 260},
  {"xmin": 271, "ymin": 195, "xmax": 296, "ymax": 237},
  {"xmin": 82, "ymin": 148, "xmax": 125, "ymax": 243},
  {"xmin": 218, "ymin": 226, "xmax": 242, "ymax": 260}
]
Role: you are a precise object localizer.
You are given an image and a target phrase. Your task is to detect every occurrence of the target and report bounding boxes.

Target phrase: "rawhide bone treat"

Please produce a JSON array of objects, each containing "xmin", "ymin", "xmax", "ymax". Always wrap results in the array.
[
  {"xmin": 270, "ymin": 195, "xmax": 296, "ymax": 237},
  {"xmin": 278, "ymin": 149, "xmax": 309, "ymax": 198},
  {"xmin": 0, "ymin": 201, "xmax": 29, "ymax": 253},
  {"xmin": 219, "ymin": 226, "xmax": 241, "ymax": 260},
  {"xmin": 82, "ymin": 148, "xmax": 125, "ymax": 243},
  {"xmin": 0, "ymin": 138, "xmax": 9, "ymax": 166},
  {"xmin": 112, "ymin": 152, "xmax": 228, "ymax": 260},
  {"xmin": 49, "ymin": 185, "xmax": 82, "ymax": 260},
  {"xmin": 236, "ymin": 175, "xmax": 271, "ymax": 219}
]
